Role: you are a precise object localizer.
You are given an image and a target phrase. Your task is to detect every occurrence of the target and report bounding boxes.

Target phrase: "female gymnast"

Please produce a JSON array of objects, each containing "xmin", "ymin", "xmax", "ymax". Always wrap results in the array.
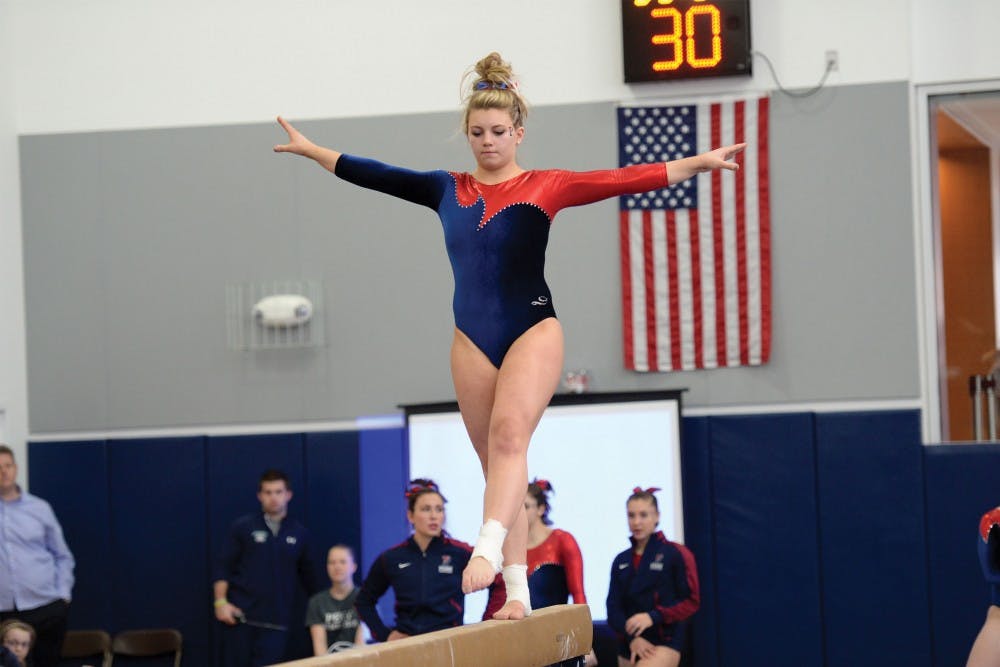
[
  {"xmin": 967, "ymin": 506, "xmax": 1000, "ymax": 667},
  {"xmin": 275, "ymin": 51, "xmax": 744, "ymax": 620},
  {"xmin": 492, "ymin": 479, "xmax": 597, "ymax": 666},
  {"xmin": 354, "ymin": 479, "xmax": 472, "ymax": 642},
  {"xmin": 606, "ymin": 488, "xmax": 699, "ymax": 667}
]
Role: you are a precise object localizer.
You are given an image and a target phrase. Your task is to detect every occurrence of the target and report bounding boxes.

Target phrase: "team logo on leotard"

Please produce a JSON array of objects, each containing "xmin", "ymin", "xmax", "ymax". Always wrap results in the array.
[{"xmin": 531, "ymin": 296, "xmax": 549, "ymax": 306}]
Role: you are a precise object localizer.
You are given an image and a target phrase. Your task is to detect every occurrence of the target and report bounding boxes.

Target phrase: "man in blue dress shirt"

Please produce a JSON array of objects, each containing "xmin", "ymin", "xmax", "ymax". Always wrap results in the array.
[{"xmin": 0, "ymin": 444, "xmax": 75, "ymax": 667}]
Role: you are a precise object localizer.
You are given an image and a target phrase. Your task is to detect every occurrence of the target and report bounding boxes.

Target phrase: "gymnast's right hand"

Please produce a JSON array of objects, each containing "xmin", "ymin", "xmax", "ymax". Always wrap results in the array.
[{"xmin": 273, "ymin": 116, "xmax": 316, "ymax": 157}]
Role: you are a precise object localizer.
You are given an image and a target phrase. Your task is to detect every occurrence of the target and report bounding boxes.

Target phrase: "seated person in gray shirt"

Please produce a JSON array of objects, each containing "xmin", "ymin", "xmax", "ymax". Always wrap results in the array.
[{"xmin": 306, "ymin": 545, "xmax": 365, "ymax": 654}]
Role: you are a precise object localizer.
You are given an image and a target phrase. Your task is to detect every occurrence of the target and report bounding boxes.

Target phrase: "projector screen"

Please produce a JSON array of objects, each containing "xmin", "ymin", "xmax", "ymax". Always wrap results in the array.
[{"xmin": 405, "ymin": 390, "xmax": 683, "ymax": 624}]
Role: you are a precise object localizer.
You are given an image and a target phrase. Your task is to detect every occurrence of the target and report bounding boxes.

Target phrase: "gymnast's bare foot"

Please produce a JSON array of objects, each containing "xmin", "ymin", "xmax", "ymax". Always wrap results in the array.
[
  {"xmin": 462, "ymin": 556, "xmax": 496, "ymax": 594},
  {"xmin": 492, "ymin": 599, "xmax": 528, "ymax": 620}
]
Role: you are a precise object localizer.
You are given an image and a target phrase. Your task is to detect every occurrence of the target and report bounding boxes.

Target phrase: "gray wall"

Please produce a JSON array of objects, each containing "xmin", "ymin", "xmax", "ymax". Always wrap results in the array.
[{"xmin": 20, "ymin": 82, "xmax": 917, "ymax": 432}]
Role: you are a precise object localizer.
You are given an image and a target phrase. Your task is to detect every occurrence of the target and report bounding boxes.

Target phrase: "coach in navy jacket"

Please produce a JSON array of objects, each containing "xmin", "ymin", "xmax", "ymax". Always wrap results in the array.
[{"xmin": 213, "ymin": 470, "xmax": 323, "ymax": 666}]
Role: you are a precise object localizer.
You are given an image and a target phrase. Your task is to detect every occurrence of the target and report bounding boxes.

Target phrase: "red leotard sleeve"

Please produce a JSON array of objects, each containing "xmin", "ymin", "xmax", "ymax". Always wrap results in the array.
[
  {"xmin": 540, "ymin": 163, "xmax": 669, "ymax": 214},
  {"xmin": 555, "ymin": 530, "xmax": 587, "ymax": 604}
]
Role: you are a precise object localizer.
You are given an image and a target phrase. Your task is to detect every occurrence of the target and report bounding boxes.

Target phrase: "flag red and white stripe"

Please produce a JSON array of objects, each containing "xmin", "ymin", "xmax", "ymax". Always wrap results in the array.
[{"xmin": 618, "ymin": 96, "xmax": 771, "ymax": 372}]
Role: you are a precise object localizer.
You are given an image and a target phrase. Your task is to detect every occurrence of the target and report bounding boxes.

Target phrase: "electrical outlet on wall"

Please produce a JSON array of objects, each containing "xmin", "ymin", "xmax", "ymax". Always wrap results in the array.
[{"xmin": 825, "ymin": 50, "xmax": 839, "ymax": 72}]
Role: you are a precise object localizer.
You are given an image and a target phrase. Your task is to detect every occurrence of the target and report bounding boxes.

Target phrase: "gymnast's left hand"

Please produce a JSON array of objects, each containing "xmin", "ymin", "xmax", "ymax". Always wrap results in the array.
[
  {"xmin": 624, "ymin": 612, "xmax": 654, "ymax": 636},
  {"xmin": 386, "ymin": 630, "xmax": 410, "ymax": 642},
  {"xmin": 698, "ymin": 143, "xmax": 746, "ymax": 172}
]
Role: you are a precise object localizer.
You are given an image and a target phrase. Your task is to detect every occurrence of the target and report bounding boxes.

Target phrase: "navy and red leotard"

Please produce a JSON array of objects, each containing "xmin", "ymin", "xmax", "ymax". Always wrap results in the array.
[
  {"xmin": 527, "ymin": 528, "xmax": 587, "ymax": 609},
  {"xmin": 334, "ymin": 155, "xmax": 668, "ymax": 367},
  {"xmin": 482, "ymin": 527, "xmax": 587, "ymax": 618}
]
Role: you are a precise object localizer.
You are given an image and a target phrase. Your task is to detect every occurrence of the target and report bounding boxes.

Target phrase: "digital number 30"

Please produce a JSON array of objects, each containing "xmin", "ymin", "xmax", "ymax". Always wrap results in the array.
[{"xmin": 634, "ymin": 0, "xmax": 723, "ymax": 71}]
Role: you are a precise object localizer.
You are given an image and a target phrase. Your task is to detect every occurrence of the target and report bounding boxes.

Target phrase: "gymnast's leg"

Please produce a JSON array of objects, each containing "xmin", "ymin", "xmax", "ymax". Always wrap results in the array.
[
  {"xmin": 617, "ymin": 646, "xmax": 681, "ymax": 667},
  {"xmin": 967, "ymin": 605, "xmax": 1000, "ymax": 667},
  {"xmin": 451, "ymin": 318, "xmax": 564, "ymax": 617}
]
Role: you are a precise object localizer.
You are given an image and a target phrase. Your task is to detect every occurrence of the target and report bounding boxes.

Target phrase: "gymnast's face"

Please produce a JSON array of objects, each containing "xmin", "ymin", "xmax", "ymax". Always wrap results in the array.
[
  {"xmin": 467, "ymin": 108, "xmax": 523, "ymax": 174},
  {"xmin": 523, "ymin": 493, "xmax": 545, "ymax": 529},
  {"xmin": 408, "ymin": 492, "xmax": 445, "ymax": 539},
  {"xmin": 627, "ymin": 497, "xmax": 659, "ymax": 544}
]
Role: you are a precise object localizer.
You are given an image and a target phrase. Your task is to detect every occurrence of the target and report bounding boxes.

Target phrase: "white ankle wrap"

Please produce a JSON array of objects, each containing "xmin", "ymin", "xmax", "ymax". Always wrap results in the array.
[
  {"xmin": 502, "ymin": 564, "xmax": 532, "ymax": 616},
  {"xmin": 470, "ymin": 519, "xmax": 506, "ymax": 573}
]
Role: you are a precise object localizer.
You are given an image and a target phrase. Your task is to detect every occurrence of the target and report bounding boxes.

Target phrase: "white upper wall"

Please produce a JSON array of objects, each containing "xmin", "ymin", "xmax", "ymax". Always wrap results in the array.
[
  {"xmin": 11, "ymin": 0, "xmax": 924, "ymax": 134},
  {"xmin": 911, "ymin": 0, "xmax": 1000, "ymax": 85}
]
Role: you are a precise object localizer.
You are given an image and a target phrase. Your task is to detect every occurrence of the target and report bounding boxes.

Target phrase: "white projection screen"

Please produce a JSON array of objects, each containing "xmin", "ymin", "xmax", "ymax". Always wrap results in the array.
[{"xmin": 405, "ymin": 390, "xmax": 683, "ymax": 623}]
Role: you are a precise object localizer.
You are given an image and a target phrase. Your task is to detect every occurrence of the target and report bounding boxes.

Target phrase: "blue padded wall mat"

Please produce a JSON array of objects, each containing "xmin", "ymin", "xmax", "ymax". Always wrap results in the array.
[
  {"xmin": 709, "ymin": 413, "xmax": 824, "ymax": 667},
  {"xmin": 27, "ymin": 439, "xmax": 113, "ymax": 632},
  {"xmin": 107, "ymin": 436, "xmax": 210, "ymax": 664},
  {"xmin": 924, "ymin": 442, "xmax": 1000, "ymax": 667},
  {"xmin": 358, "ymin": 426, "xmax": 408, "ymax": 630},
  {"xmin": 814, "ymin": 410, "xmax": 930, "ymax": 667},
  {"xmin": 304, "ymin": 431, "xmax": 362, "ymax": 583},
  {"xmin": 681, "ymin": 415, "xmax": 719, "ymax": 667}
]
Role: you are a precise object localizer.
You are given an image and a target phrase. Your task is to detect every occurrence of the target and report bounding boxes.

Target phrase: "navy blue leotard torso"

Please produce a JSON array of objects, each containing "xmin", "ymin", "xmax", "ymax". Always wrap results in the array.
[{"xmin": 334, "ymin": 155, "xmax": 668, "ymax": 367}]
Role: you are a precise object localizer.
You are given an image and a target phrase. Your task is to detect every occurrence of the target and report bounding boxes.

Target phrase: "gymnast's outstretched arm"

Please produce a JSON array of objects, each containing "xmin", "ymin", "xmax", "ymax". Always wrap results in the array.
[
  {"xmin": 666, "ymin": 142, "xmax": 746, "ymax": 184},
  {"xmin": 273, "ymin": 116, "xmax": 342, "ymax": 172}
]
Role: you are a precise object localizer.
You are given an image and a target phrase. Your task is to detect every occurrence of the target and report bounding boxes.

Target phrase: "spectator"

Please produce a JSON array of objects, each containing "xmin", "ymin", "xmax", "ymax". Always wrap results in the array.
[
  {"xmin": 0, "ymin": 445, "xmax": 74, "ymax": 667},
  {"xmin": 306, "ymin": 545, "xmax": 365, "ymax": 654},
  {"xmin": 0, "ymin": 620, "xmax": 35, "ymax": 667}
]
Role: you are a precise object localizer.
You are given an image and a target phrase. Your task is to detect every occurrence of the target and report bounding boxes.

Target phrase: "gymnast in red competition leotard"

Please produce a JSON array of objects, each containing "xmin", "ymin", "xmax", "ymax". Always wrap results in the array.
[{"xmin": 275, "ymin": 51, "xmax": 744, "ymax": 621}]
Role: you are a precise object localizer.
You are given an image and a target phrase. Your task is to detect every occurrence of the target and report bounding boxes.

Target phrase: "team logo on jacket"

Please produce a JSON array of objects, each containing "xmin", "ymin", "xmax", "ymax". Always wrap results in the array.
[
  {"xmin": 252, "ymin": 530, "xmax": 268, "ymax": 543},
  {"xmin": 650, "ymin": 553, "xmax": 664, "ymax": 571},
  {"xmin": 286, "ymin": 536, "xmax": 297, "ymax": 545},
  {"xmin": 438, "ymin": 554, "xmax": 454, "ymax": 574}
]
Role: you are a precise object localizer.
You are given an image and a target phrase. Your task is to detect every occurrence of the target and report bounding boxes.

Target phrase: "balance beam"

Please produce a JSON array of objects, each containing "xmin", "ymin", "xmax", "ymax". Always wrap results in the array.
[{"xmin": 273, "ymin": 604, "xmax": 593, "ymax": 667}]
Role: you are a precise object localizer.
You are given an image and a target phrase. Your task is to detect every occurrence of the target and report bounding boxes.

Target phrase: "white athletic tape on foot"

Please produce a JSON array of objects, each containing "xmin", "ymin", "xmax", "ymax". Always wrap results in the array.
[
  {"xmin": 502, "ymin": 564, "xmax": 532, "ymax": 616},
  {"xmin": 471, "ymin": 519, "xmax": 506, "ymax": 573}
]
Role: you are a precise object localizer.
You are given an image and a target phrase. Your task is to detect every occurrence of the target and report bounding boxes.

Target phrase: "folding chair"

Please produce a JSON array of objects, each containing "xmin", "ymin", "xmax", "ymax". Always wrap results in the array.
[{"xmin": 111, "ymin": 629, "xmax": 182, "ymax": 667}]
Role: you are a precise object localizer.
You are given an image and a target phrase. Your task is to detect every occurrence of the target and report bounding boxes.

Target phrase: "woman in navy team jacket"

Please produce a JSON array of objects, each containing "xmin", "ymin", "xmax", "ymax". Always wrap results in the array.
[
  {"xmin": 355, "ymin": 480, "xmax": 472, "ymax": 642},
  {"xmin": 606, "ymin": 487, "xmax": 699, "ymax": 667}
]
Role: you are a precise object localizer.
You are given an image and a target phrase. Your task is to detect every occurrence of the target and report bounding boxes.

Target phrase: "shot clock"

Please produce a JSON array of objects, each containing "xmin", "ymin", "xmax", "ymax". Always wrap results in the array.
[{"xmin": 622, "ymin": 0, "xmax": 752, "ymax": 83}]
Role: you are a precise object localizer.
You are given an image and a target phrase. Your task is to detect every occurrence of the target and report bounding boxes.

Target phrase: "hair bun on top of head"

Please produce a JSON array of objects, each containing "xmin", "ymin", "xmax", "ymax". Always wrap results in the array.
[
  {"xmin": 632, "ymin": 486, "xmax": 661, "ymax": 495},
  {"xmin": 405, "ymin": 478, "xmax": 441, "ymax": 501},
  {"xmin": 472, "ymin": 51, "xmax": 517, "ymax": 90},
  {"xmin": 463, "ymin": 52, "xmax": 527, "ymax": 131},
  {"xmin": 531, "ymin": 478, "xmax": 553, "ymax": 493}
]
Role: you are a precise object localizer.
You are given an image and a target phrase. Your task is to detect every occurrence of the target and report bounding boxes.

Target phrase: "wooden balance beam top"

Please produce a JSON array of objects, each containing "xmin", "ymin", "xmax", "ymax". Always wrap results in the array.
[{"xmin": 272, "ymin": 604, "xmax": 593, "ymax": 667}]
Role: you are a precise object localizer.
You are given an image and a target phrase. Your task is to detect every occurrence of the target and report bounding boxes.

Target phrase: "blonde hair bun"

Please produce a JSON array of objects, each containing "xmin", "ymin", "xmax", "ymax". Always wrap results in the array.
[{"xmin": 462, "ymin": 52, "xmax": 528, "ymax": 131}]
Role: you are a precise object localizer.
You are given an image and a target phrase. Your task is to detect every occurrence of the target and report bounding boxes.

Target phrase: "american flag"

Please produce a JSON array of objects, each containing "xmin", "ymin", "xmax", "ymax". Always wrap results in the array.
[{"xmin": 617, "ymin": 96, "xmax": 771, "ymax": 372}]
